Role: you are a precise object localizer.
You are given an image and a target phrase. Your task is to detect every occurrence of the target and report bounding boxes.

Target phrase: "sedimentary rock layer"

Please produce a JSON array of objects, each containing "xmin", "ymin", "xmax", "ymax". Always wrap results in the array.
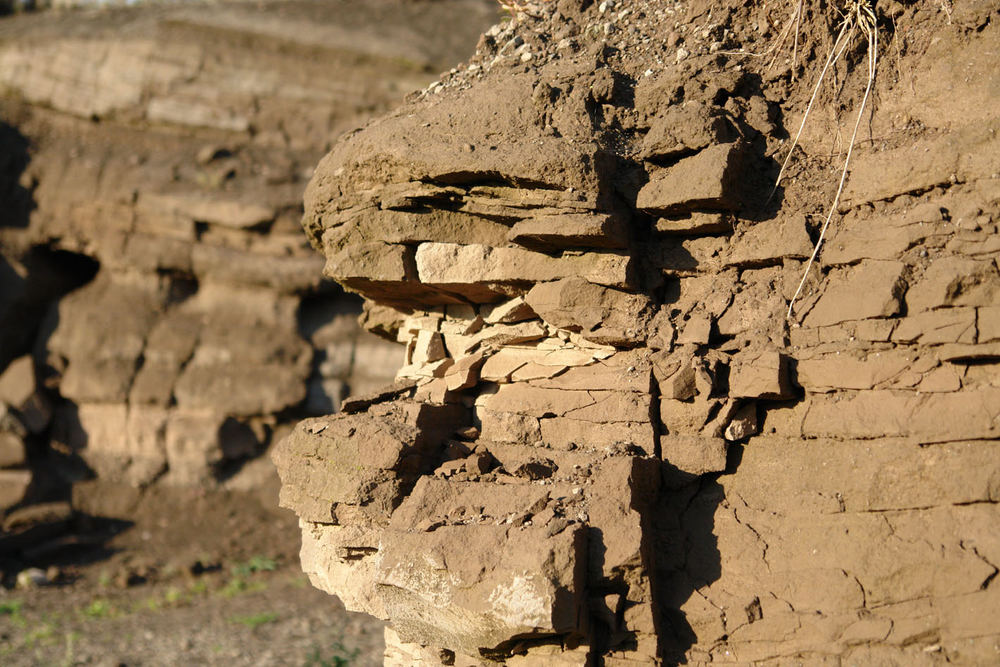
[{"xmin": 275, "ymin": 0, "xmax": 1000, "ymax": 663}]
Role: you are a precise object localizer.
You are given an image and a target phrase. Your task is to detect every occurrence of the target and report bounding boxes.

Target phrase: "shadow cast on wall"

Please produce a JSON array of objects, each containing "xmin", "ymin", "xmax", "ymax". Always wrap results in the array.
[
  {"xmin": 567, "ymin": 67, "xmax": 789, "ymax": 659},
  {"xmin": 600, "ymin": 81, "xmax": 784, "ymax": 662},
  {"xmin": 0, "ymin": 120, "xmax": 33, "ymax": 231},
  {"xmin": 0, "ymin": 118, "xmax": 133, "ymax": 576},
  {"xmin": 650, "ymin": 464, "xmax": 728, "ymax": 664}
]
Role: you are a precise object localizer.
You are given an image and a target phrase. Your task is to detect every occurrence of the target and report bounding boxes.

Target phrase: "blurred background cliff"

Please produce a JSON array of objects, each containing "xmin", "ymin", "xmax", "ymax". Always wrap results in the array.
[{"xmin": 0, "ymin": 1, "xmax": 496, "ymax": 663}]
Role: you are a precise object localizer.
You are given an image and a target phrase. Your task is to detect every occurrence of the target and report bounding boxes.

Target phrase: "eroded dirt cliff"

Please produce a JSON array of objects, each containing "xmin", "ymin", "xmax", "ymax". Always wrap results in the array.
[
  {"xmin": 0, "ymin": 1, "xmax": 505, "ymax": 663},
  {"xmin": 0, "ymin": 0, "xmax": 494, "ymax": 516},
  {"xmin": 273, "ymin": 0, "xmax": 1000, "ymax": 664}
]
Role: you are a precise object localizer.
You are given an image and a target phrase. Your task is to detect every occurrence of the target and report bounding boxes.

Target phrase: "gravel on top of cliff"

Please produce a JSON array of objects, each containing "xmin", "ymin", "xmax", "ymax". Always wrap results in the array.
[
  {"xmin": 414, "ymin": 0, "xmax": 772, "ymax": 100},
  {"xmin": 410, "ymin": 0, "xmax": 971, "ymax": 151}
]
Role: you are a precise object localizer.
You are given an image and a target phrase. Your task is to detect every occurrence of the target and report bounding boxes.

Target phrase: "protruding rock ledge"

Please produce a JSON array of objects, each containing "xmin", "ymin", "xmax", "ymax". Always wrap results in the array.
[{"xmin": 278, "ymin": 0, "xmax": 1000, "ymax": 664}]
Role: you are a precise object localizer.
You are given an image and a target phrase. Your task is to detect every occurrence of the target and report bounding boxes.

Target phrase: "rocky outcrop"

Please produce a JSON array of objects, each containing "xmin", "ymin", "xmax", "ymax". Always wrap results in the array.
[{"xmin": 275, "ymin": 0, "xmax": 1000, "ymax": 664}]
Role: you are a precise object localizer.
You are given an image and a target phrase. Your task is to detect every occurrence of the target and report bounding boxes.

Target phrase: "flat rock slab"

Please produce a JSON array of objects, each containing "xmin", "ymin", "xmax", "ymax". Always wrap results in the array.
[
  {"xmin": 725, "ymin": 216, "xmax": 813, "ymax": 267},
  {"xmin": 525, "ymin": 277, "xmax": 653, "ymax": 347},
  {"xmin": 655, "ymin": 212, "xmax": 733, "ymax": 235},
  {"xmin": 841, "ymin": 126, "xmax": 1000, "ymax": 209},
  {"xmin": 801, "ymin": 388, "xmax": 1000, "ymax": 442},
  {"xmin": 803, "ymin": 260, "xmax": 906, "ymax": 327},
  {"xmin": 728, "ymin": 351, "xmax": 794, "ymax": 399},
  {"xmin": 377, "ymin": 522, "xmax": 584, "ymax": 655},
  {"xmin": 507, "ymin": 212, "xmax": 628, "ymax": 251},
  {"xmin": 640, "ymin": 101, "xmax": 734, "ymax": 160},
  {"xmin": 414, "ymin": 243, "xmax": 633, "ymax": 292},
  {"xmin": 341, "ymin": 380, "xmax": 419, "ymax": 414},
  {"xmin": 636, "ymin": 142, "xmax": 747, "ymax": 215}
]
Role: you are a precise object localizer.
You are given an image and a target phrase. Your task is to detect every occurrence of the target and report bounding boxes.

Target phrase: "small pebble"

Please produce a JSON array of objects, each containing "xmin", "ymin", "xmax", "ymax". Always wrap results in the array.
[{"xmin": 16, "ymin": 567, "xmax": 48, "ymax": 588}]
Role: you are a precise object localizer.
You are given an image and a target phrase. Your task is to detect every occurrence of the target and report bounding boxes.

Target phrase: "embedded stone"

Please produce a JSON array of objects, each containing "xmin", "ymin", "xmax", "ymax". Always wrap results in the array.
[
  {"xmin": 525, "ymin": 277, "xmax": 653, "ymax": 347},
  {"xmin": 540, "ymin": 418, "xmax": 655, "ymax": 455},
  {"xmin": 0, "ymin": 432, "xmax": 26, "ymax": 469},
  {"xmin": 655, "ymin": 212, "xmax": 733, "ymax": 235},
  {"xmin": 481, "ymin": 297, "xmax": 537, "ymax": 325},
  {"xmin": 725, "ymin": 216, "xmax": 813, "ymax": 267},
  {"xmin": 728, "ymin": 351, "xmax": 794, "ymax": 400},
  {"xmin": 410, "ymin": 330, "xmax": 446, "ymax": 365},
  {"xmin": 0, "ymin": 356, "xmax": 36, "ymax": 409},
  {"xmin": 906, "ymin": 256, "xmax": 1000, "ymax": 312},
  {"xmin": 0, "ymin": 468, "xmax": 32, "ymax": 511},
  {"xmin": 803, "ymin": 261, "xmax": 906, "ymax": 327},
  {"xmin": 660, "ymin": 435, "xmax": 727, "ymax": 475},
  {"xmin": 444, "ymin": 352, "xmax": 485, "ymax": 392},
  {"xmin": 508, "ymin": 212, "xmax": 628, "ymax": 251},
  {"xmin": 478, "ymin": 409, "xmax": 542, "ymax": 443},
  {"xmin": 636, "ymin": 142, "xmax": 747, "ymax": 214},
  {"xmin": 639, "ymin": 102, "xmax": 733, "ymax": 160},
  {"xmin": 723, "ymin": 403, "xmax": 758, "ymax": 441},
  {"xmin": 414, "ymin": 243, "xmax": 633, "ymax": 291},
  {"xmin": 891, "ymin": 308, "xmax": 977, "ymax": 345}
]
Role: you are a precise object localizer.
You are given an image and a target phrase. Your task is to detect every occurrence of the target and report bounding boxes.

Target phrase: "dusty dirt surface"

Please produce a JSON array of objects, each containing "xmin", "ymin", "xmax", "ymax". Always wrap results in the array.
[{"xmin": 1, "ymin": 481, "xmax": 386, "ymax": 665}]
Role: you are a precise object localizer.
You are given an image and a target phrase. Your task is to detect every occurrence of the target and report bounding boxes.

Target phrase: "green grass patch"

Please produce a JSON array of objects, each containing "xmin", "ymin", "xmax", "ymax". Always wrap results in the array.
[
  {"xmin": 23, "ymin": 621, "xmax": 56, "ymax": 647},
  {"xmin": 135, "ymin": 585, "xmax": 191, "ymax": 613},
  {"xmin": 230, "ymin": 611, "xmax": 278, "ymax": 629},
  {"xmin": 219, "ymin": 575, "xmax": 266, "ymax": 598},
  {"xmin": 82, "ymin": 599, "xmax": 113, "ymax": 619},
  {"xmin": 305, "ymin": 638, "xmax": 361, "ymax": 667},
  {"xmin": 0, "ymin": 599, "xmax": 26, "ymax": 629},
  {"xmin": 217, "ymin": 555, "xmax": 278, "ymax": 598},
  {"xmin": 0, "ymin": 599, "xmax": 23, "ymax": 615},
  {"xmin": 231, "ymin": 555, "xmax": 277, "ymax": 577},
  {"xmin": 62, "ymin": 630, "xmax": 82, "ymax": 665},
  {"xmin": 220, "ymin": 576, "xmax": 247, "ymax": 598}
]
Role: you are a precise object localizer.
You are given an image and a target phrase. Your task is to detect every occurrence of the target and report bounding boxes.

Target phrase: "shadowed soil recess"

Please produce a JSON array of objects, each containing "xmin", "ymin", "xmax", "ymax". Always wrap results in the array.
[{"xmin": 271, "ymin": 0, "xmax": 1000, "ymax": 664}]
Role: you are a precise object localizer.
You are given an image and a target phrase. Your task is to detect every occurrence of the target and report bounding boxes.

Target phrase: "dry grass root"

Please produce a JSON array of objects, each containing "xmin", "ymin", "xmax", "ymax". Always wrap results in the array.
[{"xmin": 772, "ymin": 0, "xmax": 880, "ymax": 319}]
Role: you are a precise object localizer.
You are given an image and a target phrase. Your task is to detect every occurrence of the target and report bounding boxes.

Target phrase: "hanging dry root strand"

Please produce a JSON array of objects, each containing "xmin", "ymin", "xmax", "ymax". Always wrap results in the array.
[
  {"xmin": 725, "ymin": 0, "xmax": 805, "ymax": 79},
  {"xmin": 768, "ymin": 0, "xmax": 806, "ymax": 78},
  {"xmin": 784, "ymin": 0, "xmax": 879, "ymax": 320}
]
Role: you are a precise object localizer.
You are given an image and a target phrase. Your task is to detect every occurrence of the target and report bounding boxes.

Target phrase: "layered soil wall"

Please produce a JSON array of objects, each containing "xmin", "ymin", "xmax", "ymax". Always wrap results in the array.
[{"xmin": 273, "ymin": 0, "xmax": 1000, "ymax": 664}]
